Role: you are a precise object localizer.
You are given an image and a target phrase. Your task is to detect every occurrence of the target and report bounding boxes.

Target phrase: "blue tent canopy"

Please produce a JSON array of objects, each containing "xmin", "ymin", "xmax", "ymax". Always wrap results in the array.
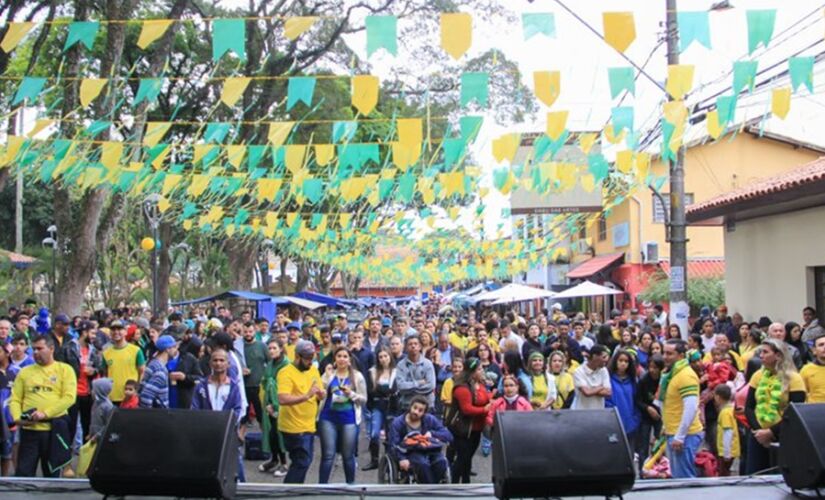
[
  {"xmin": 172, "ymin": 290, "xmax": 289, "ymax": 322},
  {"xmin": 293, "ymin": 291, "xmax": 344, "ymax": 308}
]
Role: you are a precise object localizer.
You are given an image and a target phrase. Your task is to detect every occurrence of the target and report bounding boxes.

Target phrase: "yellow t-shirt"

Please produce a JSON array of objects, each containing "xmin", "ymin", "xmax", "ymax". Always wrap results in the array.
[
  {"xmin": 716, "ymin": 405, "xmax": 740, "ymax": 458},
  {"xmin": 801, "ymin": 363, "xmax": 825, "ymax": 403},
  {"xmin": 663, "ymin": 366, "xmax": 704, "ymax": 436},
  {"xmin": 739, "ymin": 343, "xmax": 758, "ymax": 364},
  {"xmin": 11, "ymin": 361, "xmax": 77, "ymax": 431},
  {"xmin": 567, "ymin": 359, "xmax": 580, "ymax": 375},
  {"xmin": 277, "ymin": 363, "xmax": 322, "ymax": 434},
  {"xmin": 552, "ymin": 372, "xmax": 575, "ymax": 409},
  {"xmin": 284, "ymin": 344, "xmax": 296, "ymax": 362},
  {"xmin": 103, "ymin": 343, "xmax": 145, "ymax": 402},
  {"xmin": 748, "ymin": 368, "xmax": 806, "ymax": 429},
  {"xmin": 530, "ymin": 373, "xmax": 548, "ymax": 407},
  {"xmin": 448, "ymin": 332, "xmax": 470, "ymax": 353},
  {"xmin": 441, "ymin": 377, "xmax": 455, "ymax": 404}
]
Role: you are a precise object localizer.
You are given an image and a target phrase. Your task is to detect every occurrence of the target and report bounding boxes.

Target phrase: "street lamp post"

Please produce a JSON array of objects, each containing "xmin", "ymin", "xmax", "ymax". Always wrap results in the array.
[
  {"xmin": 170, "ymin": 242, "xmax": 191, "ymax": 303},
  {"xmin": 143, "ymin": 194, "xmax": 162, "ymax": 319},
  {"xmin": 41, "ymin": 225, "xmax": 58, "ymax": 310},
  {"xmin": 259, "ymin": 239, "xmax": 274, "ymax": 293}
]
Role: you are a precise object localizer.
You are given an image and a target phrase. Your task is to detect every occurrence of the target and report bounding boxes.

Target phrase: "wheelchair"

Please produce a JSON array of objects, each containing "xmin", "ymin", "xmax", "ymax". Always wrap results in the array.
[{"xmin": 377, "ymin": 431, "xmax": 451, "ymax": 484}]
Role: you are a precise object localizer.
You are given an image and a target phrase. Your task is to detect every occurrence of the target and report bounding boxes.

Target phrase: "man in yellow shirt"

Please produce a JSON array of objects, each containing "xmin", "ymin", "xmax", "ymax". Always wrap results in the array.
[
  {"xmin": 102, "ymin": 321, "xmax": 145, "ymax": 404},
  {"xmin": 448, "ymin": 319, "xmax": 470, "ymax": 353},
  {"xmin": 661, "ymin": 340, "xmax": 704, "ymax": 478},
  {"xmin": 10, "ymin": 335, "xmax": 77, "ymax": 477},
  {"xmin": 277, "ymin": 340, "xmax": 324, "ymax": 484},
  {"xmin": 801, "ymin": 335, "xmax": 825, "ymax": 403}
]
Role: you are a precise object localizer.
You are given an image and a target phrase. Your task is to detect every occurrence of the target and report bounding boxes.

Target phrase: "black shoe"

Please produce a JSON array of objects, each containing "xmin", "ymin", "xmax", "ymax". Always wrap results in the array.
[
  {"xmin": 470, "ymin": 470, "xmax": 478, "ymax": 477},
  {"xmin": 258, "ymin": 460, "xmax": 276, "ymax": 473},
  {"xmin": 362, "ymin": 460, "xmax": 379, "ymax": 471}
]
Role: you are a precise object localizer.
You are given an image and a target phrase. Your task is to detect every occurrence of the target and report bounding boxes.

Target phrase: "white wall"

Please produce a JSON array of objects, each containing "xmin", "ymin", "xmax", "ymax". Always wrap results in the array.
[{"xmin": 725, "ymin": 205, "xmax": 825, "ymax": 323}]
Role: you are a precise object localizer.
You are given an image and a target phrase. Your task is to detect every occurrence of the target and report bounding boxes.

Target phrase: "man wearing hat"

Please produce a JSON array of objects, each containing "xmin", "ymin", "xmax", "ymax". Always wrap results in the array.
[
  {"xmin": 449, "ymin": 319, "xmax": 471, "ymax": 353},
  {"xmin": 138, "ymin": 335, "xmax": 176, "ymax": 408},
  {"xmin": 101, "ymin": 321, "xmax": 146, "ymax": 405},
  {"xmin": 284, "ymin": 322, "xmax": 302, "ymax": 361},
  {"xmin": 277, "ymin": 340, "xmax": 324, "ymax": 483},
  {"xmin": 332, "ymin": 313, "xmax": 350, "ymax": 343}
]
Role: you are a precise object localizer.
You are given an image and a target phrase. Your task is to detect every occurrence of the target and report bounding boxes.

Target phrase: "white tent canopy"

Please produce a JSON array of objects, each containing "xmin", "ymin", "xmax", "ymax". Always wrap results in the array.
[
  {"xmin": 475, "ymin": 283, "xmax": 556, "ymax": 305},
  {"xmin": 552, "ymin": 280, "xmax": 623, "ymax": 299},
  {"xmin": 281, "ymin": 296, "xmax": 326, "ymax": 310}
]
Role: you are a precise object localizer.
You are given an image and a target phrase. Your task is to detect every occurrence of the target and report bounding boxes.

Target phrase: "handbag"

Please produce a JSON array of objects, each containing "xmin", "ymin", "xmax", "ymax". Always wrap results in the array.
[{"xmin": 444, "ymin": 384, "xmax": 474, "ymax": 439}]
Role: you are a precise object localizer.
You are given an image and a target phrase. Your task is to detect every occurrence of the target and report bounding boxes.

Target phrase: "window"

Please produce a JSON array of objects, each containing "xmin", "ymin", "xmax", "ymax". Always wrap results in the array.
[
  {"xmin": 652, "ymin": 193, "xmax": 695, "ymax": 223},
  {"xmin": 598, "ymin": 214, "xmax": 607, "ymax": 241}
]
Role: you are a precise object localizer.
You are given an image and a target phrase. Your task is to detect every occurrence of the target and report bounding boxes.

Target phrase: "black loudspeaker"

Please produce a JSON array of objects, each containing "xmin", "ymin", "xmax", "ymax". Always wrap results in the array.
[
  {"xmin": 492, "ymin": 409, "xmax": 635, "ymax": 499},
  {"xmin": 779, "ymin": 403, "xmax": 825, "ymax": 491},
  {"xmin": 89, "ymin": 409, "xmax": 238, "ymax": 499}
]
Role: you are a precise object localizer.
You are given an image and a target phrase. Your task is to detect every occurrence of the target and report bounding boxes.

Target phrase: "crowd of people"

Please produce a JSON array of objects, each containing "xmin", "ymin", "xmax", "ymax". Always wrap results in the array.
[{"xmin": 1, "ymin": 298, "xmax": 824, "ymax": 484}]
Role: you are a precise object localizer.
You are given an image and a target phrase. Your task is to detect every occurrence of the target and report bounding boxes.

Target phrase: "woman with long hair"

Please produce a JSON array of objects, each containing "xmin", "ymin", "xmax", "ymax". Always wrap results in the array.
[
  {"xmin": 362, "ymin": 347, "xmax": 397, "ymax": 471},
  {"xmin": 744, "ymin": 338, "xmax": 807, "ymax": 474},
  {"xmin": 485, "ymin": 374, "xmax": 531, "ymax": 429},
  {"xmin": 667, "ymin": 324, "xmax": 682, "ymax": 341},
  {"xmin": 785, "ymin": 322, "xmax": 811, "ymax": 365},
  {"xmin": 521, "ymin": 323, "xmax": 544, "ymax": 360},
  {"xmin": 736, "ymin": 323, "xmax": 759, "ymax": 364},
  {"xmin": 450, "ymin": 358, "xmax": 491, "ymax": 483},
  {"xmin": 636, "ymin": 354, "xmax": 665, "ymax": 467},
  {"xmin": 259, "ymin": 339, "xmax": 291, "ymax": 476},
  {"xmin": 419, "ymin": 330, "xmax": 434, "ymax": 352},
  {"xmin": 650, "ymin": 340, "xmax": 664, "ymax": 357},
  {"xmin": 318, "ymin": 347, "xmax": 367, "ymax": 484},
  {"xmin": 636, "ymin": 331, "xmax": 655, "ymax": 369},
  {"xmin": 477, "ymin": 342, "xmax": 502, "ymax": 396},
  {"xmin": 606, "ymin": 349, "xmax": 641, "ymax": 449},
  {"xmin": 548, "ymin": 351, "xmax": 575, "ymax": 409},
  {"xmin": 525, "ymin": 352, "xmax": 556, "ymax": 410},
  {"xmin": 596, "ymin": 324, "xmax": 618, "ymax": 351}
]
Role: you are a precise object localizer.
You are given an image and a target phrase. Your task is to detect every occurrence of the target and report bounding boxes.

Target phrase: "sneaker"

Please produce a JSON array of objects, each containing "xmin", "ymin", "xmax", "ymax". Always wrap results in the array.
[
  {"xmin": 258, "ymin": 460, "xmax": 276, "ymax": 473},
  {"xmin": 273, "ymin": 464, "xmax": 288, "ymax": 477}
]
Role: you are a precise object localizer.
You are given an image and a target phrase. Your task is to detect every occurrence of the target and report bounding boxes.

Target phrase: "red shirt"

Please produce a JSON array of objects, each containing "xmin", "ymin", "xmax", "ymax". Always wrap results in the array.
[
  {"xmin": 453, "ymin": 383, "xmax": 491, "ymax": 431},
  {"xmin": 77, "ymin": 345, "xmax": 91, "ymax": 396},
  {"xmin": 120, "ymin": 395, "xmax": 139, "ymax": 409}
]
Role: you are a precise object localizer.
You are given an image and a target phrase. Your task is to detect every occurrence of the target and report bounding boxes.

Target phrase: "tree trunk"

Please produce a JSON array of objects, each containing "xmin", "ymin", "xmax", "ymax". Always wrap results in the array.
[
  {"xmin": 341, "ymin": 272, "xmax": 361, "ymax": 298},
  {"xmin": 279, "ymin": 257, "xmax": 288, "ymax": 294},
  {"xmin": 296, "ymin": 262, "xmax": 309, "ymax": 292},
  {"xmin": 225, "ymin": 239, "xmax": 257, "ymax": 289}
]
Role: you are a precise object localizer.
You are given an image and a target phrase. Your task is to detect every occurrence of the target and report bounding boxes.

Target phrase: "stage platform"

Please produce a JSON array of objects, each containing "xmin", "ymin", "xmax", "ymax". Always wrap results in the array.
[{"xmin": 0, "ymin": 475, "xmax": 814, "ymax": 499}]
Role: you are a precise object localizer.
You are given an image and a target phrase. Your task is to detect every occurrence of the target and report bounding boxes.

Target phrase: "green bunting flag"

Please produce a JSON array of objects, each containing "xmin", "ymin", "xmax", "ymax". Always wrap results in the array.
[
  {"xmin": 287, "ymin": 77, "xmax": 316, "ymax": 110},
  {"xmin": 587, "ymin": 153, "xmax": 609, "ymax": 182},
  {"xmin": 203, "ymin": 122, "xmax": 233, "ymax": 143},
  {"xmin": 460, "ymin": 72, "xmax": 489, "ymax": 107},
  {"xmin": 332, "ymin": 121, "xmax": 358, "ymax": 143},
  {"xmin": 133, "ymin": 78, "xmax": 163, "ymax": 106},
  {"xmin": 366, "ymin": 16, "xmax": 397, "ymax": 56},
  {"xmin": 460, "ymin": 115, "xmax": 483, "ymax": 143},
  {"xmin": 732, "ymin": 60, "xmax": 758, "ymax": 93},
  {"xmin": 522, "ymin": 13, "xmax": 555, "ymax": 40},
  {"xmin": 247, "ymin": 145, "xmax": 267, "ymax": 170},
  {"xmin": 677, "ymin": 11, "xmax": 711, "ymax": 52},
  {"xmin": 611, "ymin": 106, "xmax": 634, "ymax": 134},
  {"xmin": 212, "ymin": 19, "xmax": 246, "ymax": 62},
  {"xmin": 12, "ymin": 76, "xmax": 46, "ymax": 105},
  {"xmin": 302, "ymin": 178, "xmax": 324, "ymax": 204},
  {"xmin": 789, "ymin": 56, "xmax": 814, "ymax": 93},
  {"xmin": 746, "ymin": 10, "xmax": 775, "ymax": 54},
  {"xmin": 64, "ymin": 21, "xmax": 99, "ymax": 51},
  {"xmin": 607, "ymin": 67, "xmax": 635, "ymax": 99},
  {"xmin": 716, "ymin": 94, "xmax": 737, "ymax": 125}
]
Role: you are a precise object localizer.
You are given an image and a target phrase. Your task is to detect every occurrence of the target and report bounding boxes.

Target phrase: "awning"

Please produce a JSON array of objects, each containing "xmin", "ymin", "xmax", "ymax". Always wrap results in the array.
[
  {"xmin": 566, "ymin": 252, "xmax": 625, "ymax": 279},
  {"xmin": 659, "ymin": 259, "xmax": 725, "ymax": 278},
  {"xmin": 552, "ymin": 280, "xmax": 624, "ymax": 299}
]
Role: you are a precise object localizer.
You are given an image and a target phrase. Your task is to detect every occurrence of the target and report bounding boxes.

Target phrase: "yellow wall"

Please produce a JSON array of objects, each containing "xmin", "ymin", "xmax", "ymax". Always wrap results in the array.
[{"xmin": 591, "ymin": 133, "xmax": 821, "ymax": 263}]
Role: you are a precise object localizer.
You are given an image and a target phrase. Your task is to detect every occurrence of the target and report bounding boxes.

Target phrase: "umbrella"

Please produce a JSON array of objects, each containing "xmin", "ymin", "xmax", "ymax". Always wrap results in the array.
[
  {"xmin": 475, "ymin": 283, "xmax": 556, "ymax": 304},
  {"xmin": 552, "ymin": 280, "xmax": 623, "ymax": 299}
]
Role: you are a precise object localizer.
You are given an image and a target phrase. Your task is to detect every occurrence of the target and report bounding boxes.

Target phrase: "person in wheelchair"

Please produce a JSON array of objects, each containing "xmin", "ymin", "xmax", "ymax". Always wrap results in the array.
[{"xmin": 388, "ymin": 395, "xmax": 453, "ymax": 484}]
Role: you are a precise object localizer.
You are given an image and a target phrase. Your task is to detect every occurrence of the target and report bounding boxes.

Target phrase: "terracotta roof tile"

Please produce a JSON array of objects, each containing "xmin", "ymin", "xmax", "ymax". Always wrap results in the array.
[
  {"xmin": 659, "ymin": 259, "xmax": 725, "ymax": 278},
  {"xmin": 687, "ymin": 156, "xmax": 825, "ymax": 216}
]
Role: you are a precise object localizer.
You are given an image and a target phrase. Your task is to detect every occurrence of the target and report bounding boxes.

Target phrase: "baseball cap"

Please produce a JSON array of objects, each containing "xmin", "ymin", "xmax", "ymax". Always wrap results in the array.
[
  {"xmin": 381, "ymin": 317, "xmax": 392, "ymax": 327},
  {"xmin": 54, "ymin": 313, "xmax": 71, "ymax": 324},
  {"xmin": 110, "ymin": 320, "xmax": 125, "ymax": 330},
  {"xmin": 331, "ymin": 333, "xmax": 343, "ymax": 343},
  {"xmin": 286, "ymin": 322, "xmax": 302, "ymax": 331},
  {"xmin": 336, "ymin": 313, "xmax": 347, "ymax": 319},
  {"xmin": 155, "ymin": 335, "xmax": 177, "ymax": 352},
  {"xmin": 295, "ymin": 340, "xmax": 315, "ymax": 359}
]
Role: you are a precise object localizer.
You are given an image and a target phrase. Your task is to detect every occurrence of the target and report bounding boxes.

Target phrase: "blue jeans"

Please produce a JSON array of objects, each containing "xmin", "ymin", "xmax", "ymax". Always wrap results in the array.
[
  {"xmin": 407, "ymin": 450, "xmax": 449, "ymax": 484},
  {"xmin": 318, "ymin": 419, "xmax": 358, "ymax": 484},
  {"xmin": 369, "ymin": 407, "xmax": 385, "ymax": 443},
  {"xmin": 282, "ymin": 432, "xmax": 315, "ymax": 484},
  {"xmin": 666, "ymin": 433, "xmax": 703, "ymax": 478}
]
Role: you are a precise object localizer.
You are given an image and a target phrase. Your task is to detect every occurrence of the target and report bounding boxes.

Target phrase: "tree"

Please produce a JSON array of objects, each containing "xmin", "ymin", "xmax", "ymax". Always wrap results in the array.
[{"xmin": 639, "ymin": 271, "xmax": 725, "ymax": 312}]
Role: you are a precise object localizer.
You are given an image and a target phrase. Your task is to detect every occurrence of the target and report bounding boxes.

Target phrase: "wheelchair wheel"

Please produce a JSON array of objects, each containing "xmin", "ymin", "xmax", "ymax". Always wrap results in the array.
[{"xmin": 377, "ymin": 454, "xmax": 394, "ymax": 484}]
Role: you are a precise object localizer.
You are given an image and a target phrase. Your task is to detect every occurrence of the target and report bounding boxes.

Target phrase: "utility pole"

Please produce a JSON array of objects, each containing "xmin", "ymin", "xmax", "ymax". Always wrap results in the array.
[
  {"xmin": 665, "ymin": 0, "xmax": 690, "ymax": 339},
  {"xmin": 14, "ymin": 107, "xmax": 24, "ymax": 254}
]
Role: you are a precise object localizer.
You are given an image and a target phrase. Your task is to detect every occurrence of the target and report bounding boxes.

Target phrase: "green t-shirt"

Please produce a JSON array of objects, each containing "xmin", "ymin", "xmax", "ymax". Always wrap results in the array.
[{"xmin": 243, "ymin": 340, "xmax": 269, "ymax": 387}]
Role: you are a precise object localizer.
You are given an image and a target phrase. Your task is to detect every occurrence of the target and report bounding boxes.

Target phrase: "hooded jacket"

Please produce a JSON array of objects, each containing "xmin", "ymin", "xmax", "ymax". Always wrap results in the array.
[
  {"xmin": 89, "ymin": 378, "xmax": 114, "ymax": 440},
  {"xmin": 606, "ymin": 373, "xmax": 640, "ymax": 435}
]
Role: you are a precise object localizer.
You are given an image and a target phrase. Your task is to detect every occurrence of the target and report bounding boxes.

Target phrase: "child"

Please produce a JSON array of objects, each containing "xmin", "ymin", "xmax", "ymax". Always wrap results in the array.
[
  {"xmin": 119, "ymin": 380, "xmax": 139, "ymax": 409},
  {"xmin": 714, "ymin": 384, "xmax": 739, "ymax": 476},
  {"xmin": 89, "ymin": 378, "xmax": 114, "ymax": 443},
  {"xmin": 705, "ymin": 347, "xmax": 733, "ymax": 390}
]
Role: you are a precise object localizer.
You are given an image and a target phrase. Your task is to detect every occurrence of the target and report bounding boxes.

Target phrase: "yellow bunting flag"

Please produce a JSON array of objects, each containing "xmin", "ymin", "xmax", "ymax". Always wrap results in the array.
[
  {"xmin": 150, "ymin": 145, "xmax": 170, "ymax": 169},
  {"xmin": 193, "ymin": 144, "xmax": 215, "ymax": 164},
  {"xmin": 187, "ymin": 175, "xmax": 210, "ymax": 198},
  {"xmin": 226, "ymin": 145, "xmax": 246, "ymax": 168},
  {"xmin": 603, "ymin": 12, "xmax": 636, "ymax": 53},
  {"xmin": 143, "ymin": 122, "xmax": 171, "ymax": 147},
  {"xmin": 440, "ymin": 13, "xmax": 472, "ymax": 59},
  {"xmin": 603, "ymin": 124, "xmax": 626, "ymax": 145},
  {"xmin": 27, "ymin": 119, "xmax": 54, "ymax": 138},
  {"xmin": 635, "ymin": 152, "xmax": 651, "ymax": 184},
  {"xmin": 100, "ymin": 142, "xmax": 123, "ymax": 169},
  {"xmin": 220, "ymin": 77, "xmax": 251, "ymax": 107},
  {"xmin": 284, "ymin": 16, "xmax": 318, "ymax": 40},
  {"xmin": 79, "ymin": 78, "xmax": 108, "ymax": 108},
  {"xmin": 663, "ymin": 100, "xmax": 688, "ymax": 125},
  {"xmin": 162, "ymin": 174, "xmax": 182, "ymax": 196},
  {"xmin": 438, "ymin": 172, "xmax": 465, "ymax": 197},
  {"xmin": 284, "ymin": 145, "xmax": 307, "ymax": 174},
  {"xmin": 351, "ymin": 75, "xmax": 379, "ymax": 115},
  {"xmin": 666, "ymin": 65, "xmax": 695, "ymax": 100},
  {"xmin": 1, "ymin": 22, "xmax": 35, "ymax": 53},
  {"xmin": 578, "ymin": 132, "xmax": 597, "ymax": 154},
  {"xmin": 546, "ymin": 111, "xmax": 569, "ymax": 140},
  {"xmin": 491, "ymin": 133, "xmax": 520, "ymax": 164},
  {"xmin": 340, "ymin": 177, "xmax": 369, "ymax": 202},
  {"xmin": 267, "ymin": 122, "xmax": 294, "ymax": 146},
  {"xmin": 615, "ymin": 150, "xmax": 633, "ymax": 174},
  {"xmin": 397, "ymin": 118, "xmax": 422, "ymax": 163},
  {"xmin": 580, "ymin": 173, "xmax": 596, "ymax": 193},
  {"xmin": 1, "ymin": 136, "xmax": 25, "ymax": 166},
  {"xmin": 157, "ymin": 196, "xmax": 171, "ymax": 213},
  {"xmin": 706, "ymin": 110, "xmax": 724, "ymax": 139},
  {"xmin": 257, "ymin": 178, "xmax": 283, "ymax": 202},
  {"xmin": 137, "ymin": 20, "xmax": 174, "ymax": 49},
  {"xmin": 771, "ymin": 87, "xmax": 791, "ymax": 119},
  {"xmin": 533, "ymin": 71, "xmax": 561, "ymax": 107},
  {"xmin": 315, "ymin": 144, "xmax": 335, "ymax": 166},
  {"xmin": 391, "ymin": 142, "xmax": 417, "ymax": 171}
]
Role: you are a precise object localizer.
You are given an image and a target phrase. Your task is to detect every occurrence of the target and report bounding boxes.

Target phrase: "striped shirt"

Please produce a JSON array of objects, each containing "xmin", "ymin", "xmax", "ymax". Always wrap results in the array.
[{"xmin": 139, "ymin": 358, "xmax": 169, "ymax": 408}]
